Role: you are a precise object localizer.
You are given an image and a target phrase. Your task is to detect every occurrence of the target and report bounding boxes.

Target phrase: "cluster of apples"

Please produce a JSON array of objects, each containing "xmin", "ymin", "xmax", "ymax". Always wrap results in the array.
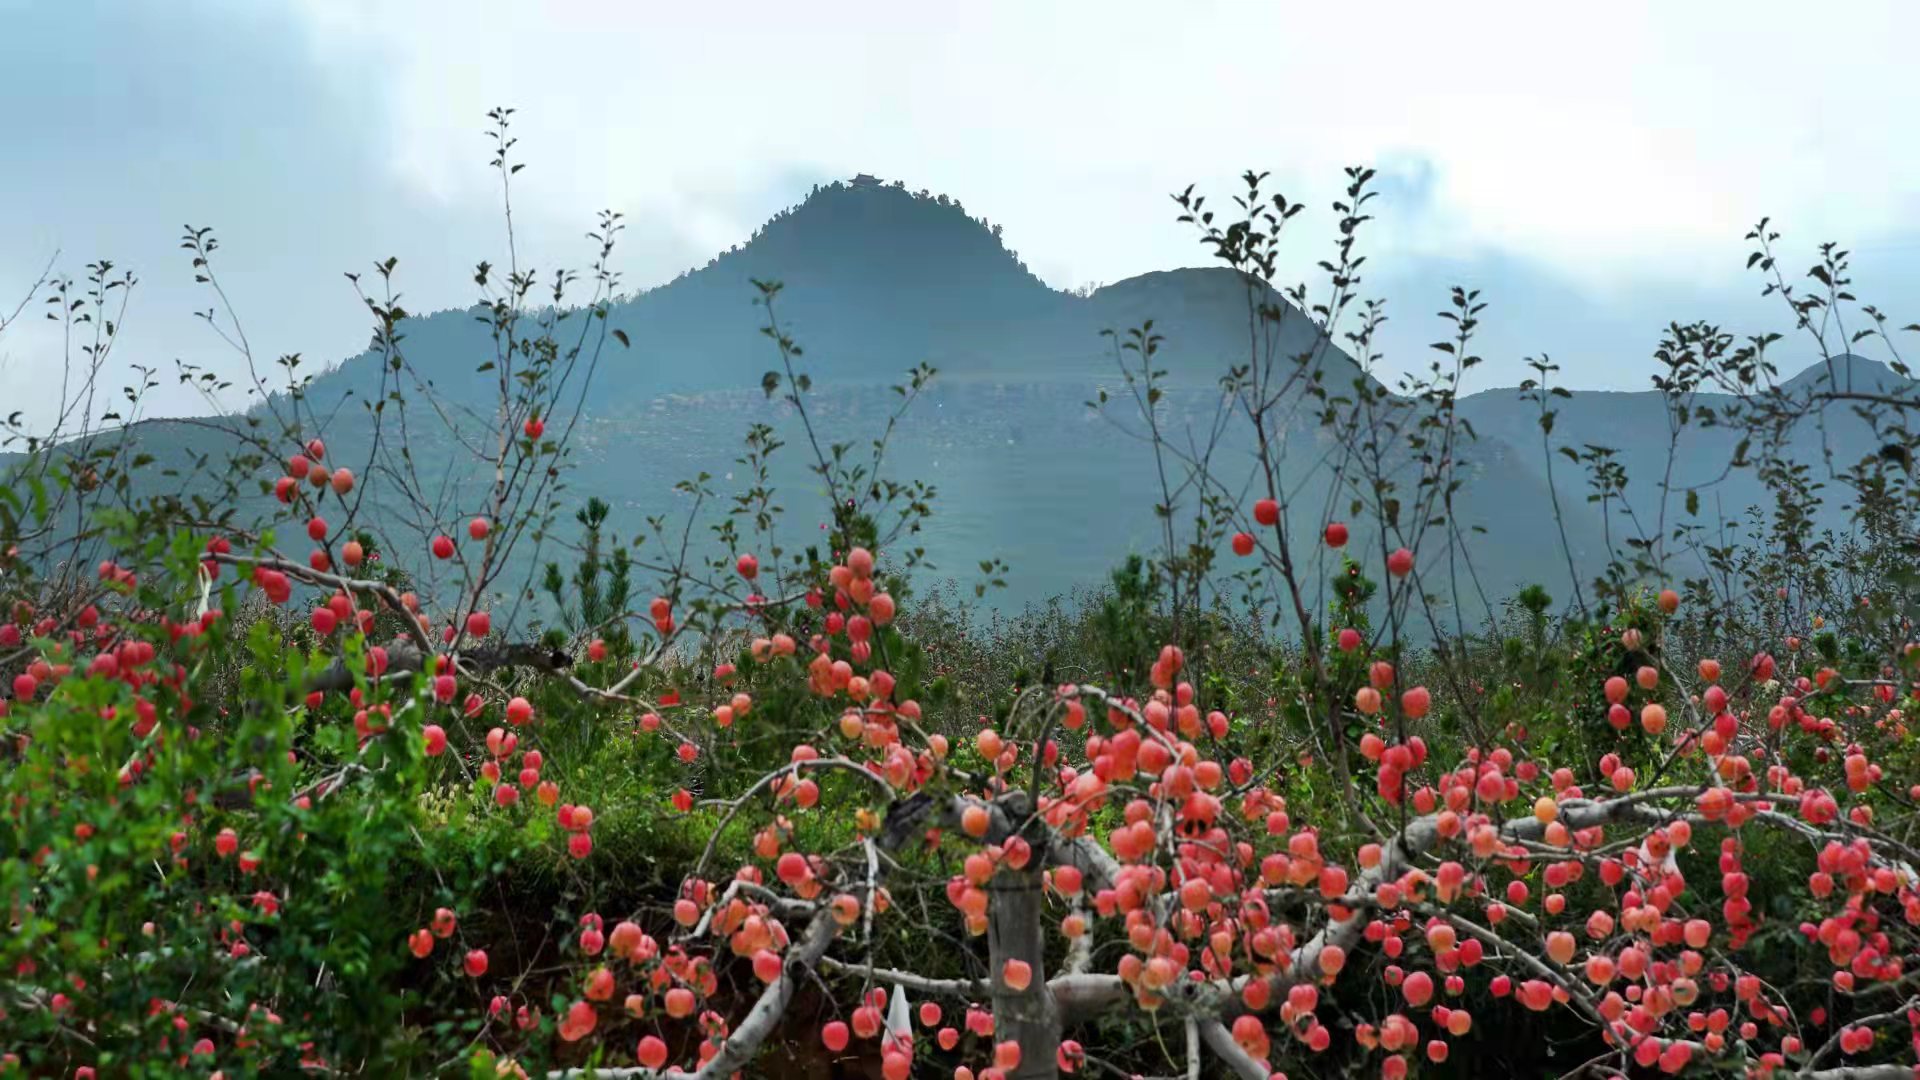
[
  {"xmin": 1231, "ymin": 503, "xmax": 1358, "ymax": 559},
  {"xmin": 818, "ymin": 989, "xmax": 1024, "ymax": 1080},
  {"xmin": 1, "ymin": 588, "xmax": 203, "ymax": 782},
  {"xmin": 271, "ymin": 439, "xmax": 353, "ymax": 505},
  {"xmin": 797, "ymin": 547, "xmax": 898, "ymax": 683},
  {"xmin": 925, "ymin": 534, "xmax": 1920, "ymax": 1079}
]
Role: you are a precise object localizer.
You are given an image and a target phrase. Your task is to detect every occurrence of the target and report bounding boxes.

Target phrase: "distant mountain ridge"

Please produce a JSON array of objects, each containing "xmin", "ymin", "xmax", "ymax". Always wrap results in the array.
[
  {"xmin": 322, "ymin": 180, "xmax": 1373, "ymax": 404},
  {"xmin": 1459, "ymin": 352, "xmax": 1905, "ymax": 564},
  {"xmin": 8, "ymin": 176, "xmax": 1909, "ymax": 614}
]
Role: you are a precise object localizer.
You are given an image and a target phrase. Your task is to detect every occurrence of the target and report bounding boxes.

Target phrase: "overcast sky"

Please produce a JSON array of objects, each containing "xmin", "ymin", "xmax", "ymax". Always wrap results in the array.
[{"xmin": 4, "ymin": 0, "xmax": 1918, "ymax": 431}]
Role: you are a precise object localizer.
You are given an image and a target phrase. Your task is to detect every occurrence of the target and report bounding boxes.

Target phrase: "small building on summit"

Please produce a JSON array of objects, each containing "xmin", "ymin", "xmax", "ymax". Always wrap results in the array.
[{"xmin": 849, "ymin": 173, "xmax": 882, "ymax": 188}]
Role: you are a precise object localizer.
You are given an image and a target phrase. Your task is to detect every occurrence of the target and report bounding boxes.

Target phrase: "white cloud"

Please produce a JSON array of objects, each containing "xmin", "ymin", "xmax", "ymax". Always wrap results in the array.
[{"xmin": 287, "ymin": 0, "xmax": 1920, "ymax": 291}]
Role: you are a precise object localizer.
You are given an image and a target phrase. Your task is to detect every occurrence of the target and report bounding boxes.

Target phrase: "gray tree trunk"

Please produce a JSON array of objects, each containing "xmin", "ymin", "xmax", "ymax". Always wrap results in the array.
[{"xmin": 988, "ymin": 858, "xmax": 1061, "ymax": 1080}]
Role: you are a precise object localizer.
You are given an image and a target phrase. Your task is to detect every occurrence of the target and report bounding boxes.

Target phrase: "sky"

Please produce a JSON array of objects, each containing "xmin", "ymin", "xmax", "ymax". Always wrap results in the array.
[{"xmin": 4, "ymin": 0, "xmax": 1919, "ymax": 433}]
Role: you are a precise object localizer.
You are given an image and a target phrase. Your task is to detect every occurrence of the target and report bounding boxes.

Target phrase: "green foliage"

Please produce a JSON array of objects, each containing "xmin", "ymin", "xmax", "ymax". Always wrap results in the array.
[{"xmin": 0, "ymin": 543, "xmax": 447, "ymax": 1073}]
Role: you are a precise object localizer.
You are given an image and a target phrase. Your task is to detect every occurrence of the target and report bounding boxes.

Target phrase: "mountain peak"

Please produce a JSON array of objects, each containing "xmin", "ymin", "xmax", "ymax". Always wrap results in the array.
[
  {"xmin": 671, "ymin": 176, "xmax": 1050, "ymax": 303},
  {"xmin": 1782, "ymin": 353, "xmax": 1904, "ymax": 394}
]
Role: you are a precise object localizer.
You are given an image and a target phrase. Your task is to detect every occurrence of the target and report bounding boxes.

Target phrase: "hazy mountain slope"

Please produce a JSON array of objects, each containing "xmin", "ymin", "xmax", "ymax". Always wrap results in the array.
[
  {"xmin": 319, "ymin": 180, "xmax": 1082, "ymax": 411},
  {"xmin": 13, "ymin": 178, "xmax": 1866, "ymax": 620},
  {"xmin": 314, "ymin": 186, "xmax": 1362, "ymax": 409},
  {"xmin": 1458, "ymin": 354, "xmax": 1912, "ymax": 555}
]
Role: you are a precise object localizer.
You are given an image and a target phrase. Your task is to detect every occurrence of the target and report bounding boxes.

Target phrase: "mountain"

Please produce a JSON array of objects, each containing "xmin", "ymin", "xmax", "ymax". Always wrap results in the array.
[
  {"xmin": 1783, "ymin": 353, "xmax": 1906, "ymax": 396},
  {"xmin": 291, "ymin": 182, "xmax": 1580, "ymax": 615},
  {"xmin": 5, "ymin": 178, "xmax": 1900, "ymax": 621},
  {"xmin": 1458, "ymin": 353, "xmax": 1908, "ymax": 566},
  {"xmin": 322, "ymin": 178, "xmax": 1075, "ymax": 409}
]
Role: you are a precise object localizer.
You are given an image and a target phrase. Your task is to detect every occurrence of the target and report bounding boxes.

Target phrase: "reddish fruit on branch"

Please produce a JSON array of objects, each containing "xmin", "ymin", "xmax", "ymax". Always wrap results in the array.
[
  {"xmin": 431, "ymin": 536, "xmax": 455, "ymax": 560},
  {"xmin": 1387, "ymin": 548, "xmax": 1413, "ymax": 576},
  {"xmin": 1002, "ymin": 958, "xmax": 1032, "ymax": 991},
  {"xmin": 961, "ymin": 805, "xmax": 990, "ymax": 838},
  {"xmin": 1231, "ymin": 532, "xmax": 1255, "ymax": 556},
  {"xmin": 1400, "ymin": 686, "xmax": 1431, "ymax": 718},
  {"xmin": 1325, "ymin": 521, "xmax": 1349, "ymax": 547},
  {"xmin": 1253, "ymin": 498, "xmax": 1280, "ymax": 526}
]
